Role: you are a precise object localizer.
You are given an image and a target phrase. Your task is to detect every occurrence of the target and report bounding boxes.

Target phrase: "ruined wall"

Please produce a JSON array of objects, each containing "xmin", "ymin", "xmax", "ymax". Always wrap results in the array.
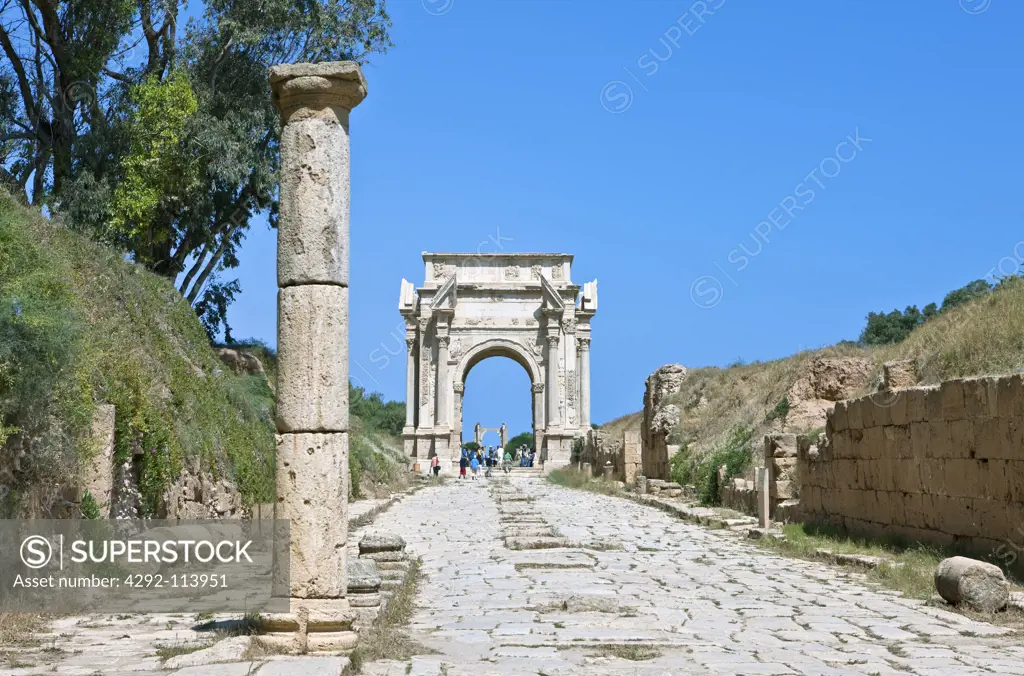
[
  {"xmin": 798, "ymin": 374, "xmax": 1024, "ymax": 555},
  {"xmin": 641, "ymin": 364, "xmax": 686, "ymax": 481},
  {"xmin": 579, "ymin": 429, "xmax": 641, "ymax": 484}
]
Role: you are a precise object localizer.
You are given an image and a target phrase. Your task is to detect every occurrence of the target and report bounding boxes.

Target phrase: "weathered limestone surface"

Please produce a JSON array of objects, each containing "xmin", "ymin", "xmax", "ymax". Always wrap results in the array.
[
  {"xmin": 884, "ymin": 359, "xmax": 920, "ymax": 389},
  {"xmin": 935, "ymin": 556, "xmax": 1009, "ymax": 613},
  {"xmin": 272, "ymin": 62, "xmax": 364, "ymax": 287},
  {"xmin": 350, "ymin": 478, "xmax": 1018, "ymax": 675},
  {"xmin": 275, "ymin": 432, "xmax": 348, "ymax": 598},
  {"xmin": 82, "ymin": 403, "xmax": 115, "ymax": 515},
  {"xmin": 276, "ymin": 284, "xmax": 349, "ymax": 432},
  {"xmin": 797, "ymin": 374, "xmax": 1024, "ymax": 556},
  {"xmin": 268, "ymin": 59, "xmax": 366, "ymax": 653},
  {"xmin": 13, "ymin": 477, "xmax": 1023, "ymax": 674},
  {"xmin": 785, "ymin": 356, "xmax": 872, "ymax": 432},
  {"xmin": 641, "ymin": 364, "xmax": 686, "ymax": 480}
]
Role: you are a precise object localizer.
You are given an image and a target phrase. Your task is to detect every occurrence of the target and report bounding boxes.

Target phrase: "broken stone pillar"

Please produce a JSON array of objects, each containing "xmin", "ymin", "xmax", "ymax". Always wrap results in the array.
[
  {"xmin": 756, "ymin": 467, "xmax": 770, "ymax": 529},
  {"xmin": 347, "ymin": 559, "xmax": 383, "ymax": 628},
  {"xmin": 359, "ymin": 534, "xmax": 408, "ymax": 599},
  {"xmin": 268, "ymin": 61, "xmax": 367, "ymax": 653},
  {"xmin": 935, "ymin": 557, "xmax": 1008, "ymax": 613},
  {"xmin": 83, "ymin": 403, "xmax": 116, "ymax": 517}
]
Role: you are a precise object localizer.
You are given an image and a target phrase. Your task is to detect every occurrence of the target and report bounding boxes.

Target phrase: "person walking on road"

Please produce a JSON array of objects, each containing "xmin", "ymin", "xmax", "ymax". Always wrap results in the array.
[
  {"xmin": 430, "ymin": 454, "xmax": 440, "ymax": 478},
  {"xmin": 470, "ymin": 453, "xmax": 480, "ymax": 479},
  {"xmin": 459, "ymin": 454, "xmax": 468, "ymax": 479}
]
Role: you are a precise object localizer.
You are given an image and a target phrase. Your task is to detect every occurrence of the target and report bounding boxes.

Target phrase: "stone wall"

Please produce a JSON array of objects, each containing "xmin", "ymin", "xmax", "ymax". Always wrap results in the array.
[
  {"xmin": 797, "ymin": 374, "xmax": 1024, "ymax": 556},
  {"xmin": 641, "ymin": 364, "xmax": 686, "ymax": 481}
]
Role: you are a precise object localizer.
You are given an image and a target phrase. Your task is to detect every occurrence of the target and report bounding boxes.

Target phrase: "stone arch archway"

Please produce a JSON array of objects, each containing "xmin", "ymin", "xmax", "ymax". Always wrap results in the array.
[
  {"xmin": 456, "ymin": 338, "xmax": 542, "ymax": 454},
  {"xmin": 398, "ymin": 253, "xmax": 597, "ymax": 473}
]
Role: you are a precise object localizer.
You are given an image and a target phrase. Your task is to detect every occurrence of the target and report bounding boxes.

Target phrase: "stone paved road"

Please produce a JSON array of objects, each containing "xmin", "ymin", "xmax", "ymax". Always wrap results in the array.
[{"xmin": 359, "ymin": 477, "xmax": 1024, "ymax": 676}]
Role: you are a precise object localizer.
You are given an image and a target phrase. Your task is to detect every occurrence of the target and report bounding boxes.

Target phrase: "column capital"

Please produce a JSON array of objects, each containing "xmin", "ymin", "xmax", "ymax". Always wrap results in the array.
[
  {"xmin": 405, "ymin": 336, "xmax": 416, "ymax": 353},
  {"xmin": 270, "ymin": 62, "xmax": 368, "ymax": 122},
  {"xmin": 532, "ymin": 382, "xmax": 545, "ymax": 393},
  {"xmin": 437, "ymin": 336, "xmax": 450, "ymax": 348},
  {"xmin": 546, "ymin": 335, "xmax": 560, "ymax": 347},
  {"xmin": 577, "ymin": 336, "xmax": 591, "ymax": 350},
  {"xmin": 453, "ymin": 382, "xmax": 465, "ymax": 394}
]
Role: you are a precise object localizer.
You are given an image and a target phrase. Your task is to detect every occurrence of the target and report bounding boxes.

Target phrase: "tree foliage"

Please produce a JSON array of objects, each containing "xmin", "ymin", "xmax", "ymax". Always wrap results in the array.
[
  {"xmin": 0, "ymin": 0, "xmax": 392, "ymax": 338},
  {"xmin": 859, "ymin": 280, "xmax": 994, "ymax": 346},
  {"xmin": 505, "ymin": 431, "xmax": 534, "ymax": 452},
  {"xmin": 348, "ymin": 383, "xmax": 404, "ymax": 436}
]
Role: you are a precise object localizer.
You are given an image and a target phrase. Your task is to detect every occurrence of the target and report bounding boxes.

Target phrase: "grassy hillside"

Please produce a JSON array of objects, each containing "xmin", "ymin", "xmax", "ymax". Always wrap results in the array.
[
  {"xmin": 600, "ymin": 276, "xmax": 1024, "ymax": 499},
  {"xmin": 0, "ymin": 194, "xmax": 277, "ymax": 516},
  {"xmin": 0, "ymin": 196, "xmax": 408, "ymax": 517}
]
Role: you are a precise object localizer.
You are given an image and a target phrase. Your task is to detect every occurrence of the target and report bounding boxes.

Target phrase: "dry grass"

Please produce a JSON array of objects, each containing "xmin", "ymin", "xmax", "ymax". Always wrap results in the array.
[
  {"xmin": 154, "ymin": 640, "xmax": 214, "ymax": 662},
  {"xmin": 599, "ymin": 279, "xmax": 1024, "ymax": 483},
  {"xmin": 882, "ymin": 277, "xmax": 1024, "ymax": 382},
  {"xmin": 344, "ymin": 559, "xmax": 437, "ymax": 674},
  {"xmin": 758, "ymin": 522, "xmax": 1024, "ymax": 626},
  {"xmin": 547, "ymin": 468, "xmax": 623, "ymax": 496},
  {"xmin": 0, "ymin": 612, "xmax": 47, "ymax": 667},
  {"xmin": 588, "ymin": 644, "xmax": 662, "ymax": 661}
]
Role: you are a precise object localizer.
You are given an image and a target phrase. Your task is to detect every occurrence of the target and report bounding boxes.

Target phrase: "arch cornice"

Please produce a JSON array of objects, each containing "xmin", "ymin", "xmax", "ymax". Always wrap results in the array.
[{"xmin": 455, "ymin": 338, "xmax": 542, "ymax": 385}]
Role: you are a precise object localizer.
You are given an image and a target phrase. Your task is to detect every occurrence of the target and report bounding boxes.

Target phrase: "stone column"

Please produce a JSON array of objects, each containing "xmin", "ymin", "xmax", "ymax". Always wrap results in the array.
[
  {"xmin": 436, "ymin": 335, "xmax": 450, "ymax": 427},
  {"xmin": 578, "ymin": 336, "xmax": 591, "ymax": 430},
  {"xmin": 404, "ymin": 337, "xmax": 416, "ymax": 429},
  {"xmin": 450, "ymin": 383, "xmax": 464, "ymax": 468},
  {"xmin": 269, "ymin": 61, "xmax": 366, "ymax": 653},
  {"xmin": 545, "ymin": 335, "xmax": 561, "ymax": 428},
  {"xmin": 562, "ymin": 319, "xmax": 576, "ymax": 429},
  {"xmin": 532, "ymin": 383, "xmax": 545, "ymax": 454},
  {"xmin": 418, "ymin": 317, "xmax": 433, "ymax": 430}
]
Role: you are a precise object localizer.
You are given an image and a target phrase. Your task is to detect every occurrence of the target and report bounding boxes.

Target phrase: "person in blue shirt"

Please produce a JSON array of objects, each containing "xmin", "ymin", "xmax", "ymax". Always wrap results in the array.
[{"xmin": 469, "ymin": 453, "xmax": 480, "ymax": 479}]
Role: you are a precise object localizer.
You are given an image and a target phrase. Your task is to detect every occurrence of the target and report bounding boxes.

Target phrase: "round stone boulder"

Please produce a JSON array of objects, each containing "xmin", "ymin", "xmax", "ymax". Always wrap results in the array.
[{"xmin": 934, "ymin": 556, "xmax": 1008, "ymax": 613}]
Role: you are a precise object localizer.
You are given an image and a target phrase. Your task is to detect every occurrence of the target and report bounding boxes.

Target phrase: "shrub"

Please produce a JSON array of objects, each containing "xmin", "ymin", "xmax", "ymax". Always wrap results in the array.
[
  {"xmin": 695, "ymin": 426, "xmax": 753, "ymax": 506},
  {"xmin": 79, "ymin": 491, "xmax": 101, "ymax": 519},
  {"xmin": 764, "ymin": 397, "xmax": 789, "ymax": 423},
  {"xmin": 669, "ymin": 445, "xmax": 692, "ymax": 486}
]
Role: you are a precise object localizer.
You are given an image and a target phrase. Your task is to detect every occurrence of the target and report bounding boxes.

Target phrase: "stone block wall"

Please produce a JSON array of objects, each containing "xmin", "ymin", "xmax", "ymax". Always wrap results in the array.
[
  {"xmin": 797, "ymin": 375, "xmax": 1024, "ymax": 555},
  {"xmin": 581, "ymin": 428, "xmax": 641, "ymax": 483},
  {"xmin": 622, "ymin": 430, "xmax": 641, "ymax": 485}
]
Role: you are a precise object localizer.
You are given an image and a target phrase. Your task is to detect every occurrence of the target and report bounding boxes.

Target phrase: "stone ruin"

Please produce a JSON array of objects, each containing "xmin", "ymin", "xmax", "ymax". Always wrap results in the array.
[
  {"xmin": 262, "ymin": 61, "xmax": 367, "ymax": 653},
  {"xmin": 641, "ymin": 364, "xmax": 686, "ymax": 481},
  {"xmin": 347, "ymin": 534, "xmax": 409, "ymax": 629}
]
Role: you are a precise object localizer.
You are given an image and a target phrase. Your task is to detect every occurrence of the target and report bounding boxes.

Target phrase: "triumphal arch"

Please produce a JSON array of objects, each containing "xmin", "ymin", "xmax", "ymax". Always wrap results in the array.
[{"xmin": 399, "ymin": 253, "xmax": 597, "ymax": 472}]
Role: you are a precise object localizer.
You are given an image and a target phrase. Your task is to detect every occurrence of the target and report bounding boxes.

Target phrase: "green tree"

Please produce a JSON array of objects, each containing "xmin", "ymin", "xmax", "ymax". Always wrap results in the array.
[
  {"xmin": 348, "ymin": 383, "xmax": 404, "ymax": 436},
  {"xmin": 940, "ymin": 279, "xmax": 992, "ymax": 312},
  {"xmin": 505, "ymin": 431, "xmax": 534, "ymax": 452},
  {"xmin": 1, "ymin": 0, "xmax": 392, "ymax": 337},
  {"xmin": 859, "ymin": 305, "xmax": 926, "ymax": 346}
]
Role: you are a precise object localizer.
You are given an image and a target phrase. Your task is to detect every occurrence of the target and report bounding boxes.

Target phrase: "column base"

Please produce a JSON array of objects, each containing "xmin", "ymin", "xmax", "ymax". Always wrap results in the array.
[
  {"xmin": 542, "ymin": 432, "xmax": 577, "ymax": 472},
  {"xmin": 258, "ymin": 598, "xmax": 358, "ymax": 654}
]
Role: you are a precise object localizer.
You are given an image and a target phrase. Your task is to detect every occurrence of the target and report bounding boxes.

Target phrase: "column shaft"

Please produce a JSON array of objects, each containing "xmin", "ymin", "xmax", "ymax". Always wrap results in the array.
[
  {"xmin": 579, "ymin": 338, "xmax": 591, "ymax": 429},
  {"xmin": 546, "ymin": 336, "xmax": 561, "ymax": 427},
  {"xmin": 405, "ymin": 339, "xmax": 416, "ymax": 428},
  {"xmin": 436, "ymin": 337, "xmax": 449, "ymax": 426},
  {"xmin": 269, "ymin": 60, "xmax": 366, "ymax": 653}
]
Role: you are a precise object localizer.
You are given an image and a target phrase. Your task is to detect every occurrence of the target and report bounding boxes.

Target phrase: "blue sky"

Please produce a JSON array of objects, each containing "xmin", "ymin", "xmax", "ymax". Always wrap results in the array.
[{"xmin": 225, "ymin": 0, "xmax": 1024, "ymax": 442}]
